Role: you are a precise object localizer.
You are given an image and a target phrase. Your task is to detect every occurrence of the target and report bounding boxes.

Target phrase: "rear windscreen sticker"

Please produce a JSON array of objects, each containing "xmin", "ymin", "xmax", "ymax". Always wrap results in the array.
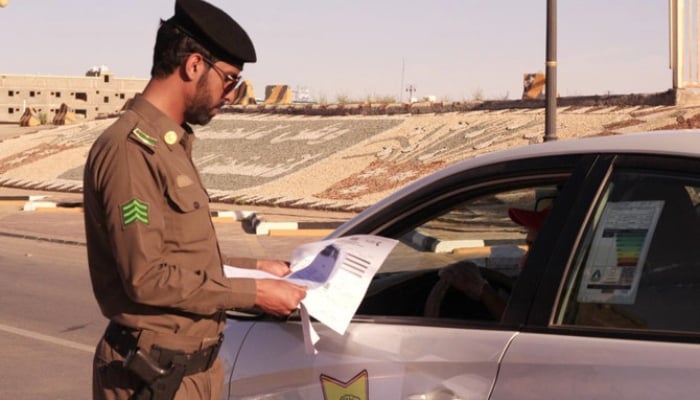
[{"xmin": 577, "ymin": 200, "xmax": 663, "ymax": 304}]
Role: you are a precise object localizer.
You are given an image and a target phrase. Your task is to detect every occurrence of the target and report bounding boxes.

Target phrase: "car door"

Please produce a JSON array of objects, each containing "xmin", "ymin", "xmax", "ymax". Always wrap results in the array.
[
  {"xmin": 226, "ymin": 321, "xmax": 516, "ymax": 399},
  {"xmin": 225, "ymin": 154, "xmax": 598, "ymax": 399},
  {"xmin": 493, "ymin": 154, "xmax": 700, "ymax": 399}
]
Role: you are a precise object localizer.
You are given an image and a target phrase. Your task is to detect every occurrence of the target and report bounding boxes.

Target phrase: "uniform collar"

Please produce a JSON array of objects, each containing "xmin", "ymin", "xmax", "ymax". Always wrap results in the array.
[{"xmin": 129, "ymin": 94, "xmax": 188, "ymax": 151}]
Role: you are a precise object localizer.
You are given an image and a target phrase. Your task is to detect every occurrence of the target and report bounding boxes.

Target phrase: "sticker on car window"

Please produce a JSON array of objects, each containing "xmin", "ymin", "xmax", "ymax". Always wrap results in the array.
[{"xmin": 577, "ymin": 200, "xmax": 663, "ymax": 304}]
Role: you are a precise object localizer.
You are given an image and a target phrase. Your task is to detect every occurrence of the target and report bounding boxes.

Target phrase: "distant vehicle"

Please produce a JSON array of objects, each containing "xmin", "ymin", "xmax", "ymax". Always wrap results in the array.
[
  {"xmin": 221, "ymin": 130, "xmax": 700, "ymax": 399},
  {"xmin": 85, "ymin": 65, "xmax": 110, "ymax": 77}
]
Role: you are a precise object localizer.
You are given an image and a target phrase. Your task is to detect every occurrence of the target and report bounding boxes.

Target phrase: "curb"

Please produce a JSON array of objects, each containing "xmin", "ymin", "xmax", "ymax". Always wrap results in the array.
[
  {"xmin": 17, "ymin": 200, "xmax": 257, "ymax": 221},
  {"xmin": 247, "ymin": 214, "xmax": 343, "ymax": 236},
  {"xmin": 0, "ymin": 179, "xmax": 367, "ymax": 214},
  {"xmin": 6, "ymin": 197, "xmax": 340, "ymax": 236},
  {"xmin": 452, "ymin": 244, "xmax": 528, "ymax": 258},
  {"xmin": 406, "ymin": 230, "xmax": 485, "ymax": 253},
  {"xmin": 23, "ymin": 201, "xmax": 83, "ymax": 212},
  {"xmin": 0, "ymin": 195, "xmax": 48, "ymax": 206},
  {"xmin": 210, "ymin": 210, "xmax": 256, "ymax": 222}
]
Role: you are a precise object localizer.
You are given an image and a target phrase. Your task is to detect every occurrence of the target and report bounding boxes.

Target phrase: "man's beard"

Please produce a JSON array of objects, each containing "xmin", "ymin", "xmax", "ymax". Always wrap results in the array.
[{"xmin": 184, "ymin": 73, "xmax": 219, "ymax": 126}]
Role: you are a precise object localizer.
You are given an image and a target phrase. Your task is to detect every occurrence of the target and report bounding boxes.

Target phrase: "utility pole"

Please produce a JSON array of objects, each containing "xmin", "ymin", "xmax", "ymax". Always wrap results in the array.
[
  {"xmin": 406, "ymin": 84, "xmax": 416, "ymax": 103},
  {"xmin": 545, "ymin": 0, "xmax": 558, "ymax": 142},
  {"xmin": 400, "ymin": 58, "xmax": 406, "ymax": 103},
  {"xmin": 670, "ymin": 0, "xmax": 684, "ymax": 89}
]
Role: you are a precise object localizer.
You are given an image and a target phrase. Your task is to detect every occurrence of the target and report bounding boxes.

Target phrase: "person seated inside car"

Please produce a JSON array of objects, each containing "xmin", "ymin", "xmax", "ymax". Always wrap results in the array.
[{"xmin": 437, "ymin": 206, "xmax": 550, "ymax": 320}]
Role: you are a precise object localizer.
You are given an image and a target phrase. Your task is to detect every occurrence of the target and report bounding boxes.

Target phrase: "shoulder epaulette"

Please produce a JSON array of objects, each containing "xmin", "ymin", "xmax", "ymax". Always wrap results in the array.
[
  {"xmin": 131, "ymin": 128, "xmax": 158, "ymax": 147},
  {"xmin": 128, "ymin": 127, "xmax": 159, "ymax": 154}
]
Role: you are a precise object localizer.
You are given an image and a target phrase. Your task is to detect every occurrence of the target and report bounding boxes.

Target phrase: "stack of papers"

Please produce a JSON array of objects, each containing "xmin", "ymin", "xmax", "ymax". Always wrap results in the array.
[{"xmin": 224, "ymin": 234, "xmax": 398, "ymax": 353}]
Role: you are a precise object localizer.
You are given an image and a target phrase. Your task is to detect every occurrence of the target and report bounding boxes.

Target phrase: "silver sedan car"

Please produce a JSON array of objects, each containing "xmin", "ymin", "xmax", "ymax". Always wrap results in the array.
[{"xmin": 221, "ymin": 130, "xmax": 700, "ymax": 399}]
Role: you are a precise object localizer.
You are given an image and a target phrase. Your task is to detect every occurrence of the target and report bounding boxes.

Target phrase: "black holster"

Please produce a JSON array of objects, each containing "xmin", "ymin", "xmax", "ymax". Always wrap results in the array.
[
  {"xmin": 127, "ymin": 350, "xmax": 186, "ymax": 400},
  {"xmin": 103, "ymin": 322, "xmax": 222, "ymax": 400}
]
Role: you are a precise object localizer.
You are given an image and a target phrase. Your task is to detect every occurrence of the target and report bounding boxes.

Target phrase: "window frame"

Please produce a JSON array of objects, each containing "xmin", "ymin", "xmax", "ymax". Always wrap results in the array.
[
  {"xmin": 529, "ymin": 153, "xmax": 700, "ymax": 344},
  {"xmin": 343, "ymin": 153, "xmax": 597, "ymax": 329}
]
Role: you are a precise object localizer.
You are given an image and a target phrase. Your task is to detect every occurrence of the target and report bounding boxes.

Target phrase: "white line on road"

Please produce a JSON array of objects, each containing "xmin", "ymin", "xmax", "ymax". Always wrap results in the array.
[{"xmin": 0, "ymin": 322, "xmax": 94, "ymax": 353}]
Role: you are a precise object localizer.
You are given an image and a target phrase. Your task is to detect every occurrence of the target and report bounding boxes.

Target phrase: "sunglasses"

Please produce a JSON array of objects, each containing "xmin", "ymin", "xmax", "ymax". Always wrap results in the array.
[{"xmin": 201, "ymin": 56, "xmax": 242, "ymax": 93}]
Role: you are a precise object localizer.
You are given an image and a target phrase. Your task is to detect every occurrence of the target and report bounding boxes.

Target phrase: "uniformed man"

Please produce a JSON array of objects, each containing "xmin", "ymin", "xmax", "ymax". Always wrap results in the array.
[{"xmin": 83, "ymin": 1, "xmax": 307, "ymax": 398}]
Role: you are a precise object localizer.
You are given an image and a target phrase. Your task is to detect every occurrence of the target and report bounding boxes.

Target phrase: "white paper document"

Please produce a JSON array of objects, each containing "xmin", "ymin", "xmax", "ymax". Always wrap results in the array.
[{"xmin": 224, "ymin": 234, "xmax": 398, "ymax": 351}]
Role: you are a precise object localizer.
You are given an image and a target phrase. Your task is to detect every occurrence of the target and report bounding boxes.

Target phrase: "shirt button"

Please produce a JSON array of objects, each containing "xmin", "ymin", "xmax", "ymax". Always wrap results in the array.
[{"xmin": 193, "ymin": 201, "xmax": 200, "ymax": 209}]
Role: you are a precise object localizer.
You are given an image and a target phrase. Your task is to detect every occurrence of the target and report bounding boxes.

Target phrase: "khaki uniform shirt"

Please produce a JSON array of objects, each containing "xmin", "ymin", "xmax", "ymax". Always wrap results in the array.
[{"xmin": 83, "ymin": 95, "xmax": 256, "ymax": 340}]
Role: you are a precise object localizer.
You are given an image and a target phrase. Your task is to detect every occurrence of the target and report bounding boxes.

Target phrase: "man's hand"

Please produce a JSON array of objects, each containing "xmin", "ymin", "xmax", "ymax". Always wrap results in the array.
[
  {"xmin": 255, "ymin": 279, "xmax": 307, "ymax": 316},
  {"xmin": 439, "ymin": 261, "xmax": 487, "ymax": 301},
  {"xmin": 256, "ymin": 259, "xmax": 291, "ymax": 277}
]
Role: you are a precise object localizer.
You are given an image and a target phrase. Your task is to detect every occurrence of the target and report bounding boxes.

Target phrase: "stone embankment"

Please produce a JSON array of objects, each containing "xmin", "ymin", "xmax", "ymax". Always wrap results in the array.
[{"xmin": 1, "ymin": 90, "xmax": 700, "ymax": 212}]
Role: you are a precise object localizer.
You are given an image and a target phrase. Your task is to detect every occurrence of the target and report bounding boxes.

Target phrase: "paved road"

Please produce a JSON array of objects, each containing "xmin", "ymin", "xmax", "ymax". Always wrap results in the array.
[
  {"xmin": 0, "ymin": 188, "xmax": 351, "ymax": 398},
  {"xmin": 0, "ymin": 236, "xmax": 99, "ymax": 399}
]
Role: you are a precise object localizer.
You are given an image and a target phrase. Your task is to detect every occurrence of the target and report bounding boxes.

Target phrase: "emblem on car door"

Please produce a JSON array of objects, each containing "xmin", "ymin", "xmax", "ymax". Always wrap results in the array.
[{"xmin": 320, "ymin": 369, "xmax": 368, "ymax": 400}]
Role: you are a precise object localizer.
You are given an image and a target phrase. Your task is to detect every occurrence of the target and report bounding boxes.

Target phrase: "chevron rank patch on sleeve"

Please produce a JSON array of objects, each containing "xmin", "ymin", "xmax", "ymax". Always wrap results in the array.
[{"xmin": 121, "ymin": 198, "xmax": 149, "ymax": 226}]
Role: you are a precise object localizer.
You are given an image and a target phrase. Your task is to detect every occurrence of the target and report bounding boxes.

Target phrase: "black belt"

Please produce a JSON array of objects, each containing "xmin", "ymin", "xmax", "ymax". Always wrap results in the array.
[{"xmin": 104, "ymin": 322, "xmax": 222, "ymax": 376}]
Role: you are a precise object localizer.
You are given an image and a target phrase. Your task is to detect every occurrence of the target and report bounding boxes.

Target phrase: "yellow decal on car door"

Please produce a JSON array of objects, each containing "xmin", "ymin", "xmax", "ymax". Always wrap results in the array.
[{"xmin": 320, "ymin": 369, "xmax": 368, "ymax": 400}]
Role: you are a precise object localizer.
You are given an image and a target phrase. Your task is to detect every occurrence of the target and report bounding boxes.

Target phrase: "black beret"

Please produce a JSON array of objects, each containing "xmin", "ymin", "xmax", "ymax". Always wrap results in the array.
[{"xmin": 167, "ymin": 0, "xmax": 256, "ymax": 66}]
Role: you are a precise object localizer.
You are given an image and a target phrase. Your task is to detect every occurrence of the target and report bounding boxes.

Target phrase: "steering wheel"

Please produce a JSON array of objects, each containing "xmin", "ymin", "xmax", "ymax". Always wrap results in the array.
[{"xmin": 423, "ymin": 266, "xmax": 513, "ymax": 319}]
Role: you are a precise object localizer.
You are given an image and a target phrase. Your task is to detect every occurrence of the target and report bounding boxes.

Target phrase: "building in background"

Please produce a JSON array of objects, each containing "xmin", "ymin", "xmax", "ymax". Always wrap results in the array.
[{"xmin": 0, "ymin": 67, "xmax": 146, "ymax": 124}]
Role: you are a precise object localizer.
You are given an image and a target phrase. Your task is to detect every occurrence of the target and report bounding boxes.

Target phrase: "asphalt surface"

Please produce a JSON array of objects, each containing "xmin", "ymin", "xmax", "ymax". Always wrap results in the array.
[{"xmin": 0, "ymin": 186, "xmax": 355, "ymax": 399}]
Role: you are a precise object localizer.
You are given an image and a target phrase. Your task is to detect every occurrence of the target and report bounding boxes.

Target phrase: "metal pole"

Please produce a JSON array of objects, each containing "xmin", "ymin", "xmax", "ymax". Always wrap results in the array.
[
  {"xmin": 400, "ymin": 58, "xmax": 405, "ymax": 103},
  {"xmin": 544, "ymin": 0, "xmax": 558, "ymax": 142},
  {"xmin": 670, "ymin": 0, "xmax": 676, "ymax": 87},
  {"xmin": 406, "ymin": 84, "xmax": 416, "ymax": 103},
  {"xmin": 672, "ymin": 0, "xmax": 685, "ymax": 89}
]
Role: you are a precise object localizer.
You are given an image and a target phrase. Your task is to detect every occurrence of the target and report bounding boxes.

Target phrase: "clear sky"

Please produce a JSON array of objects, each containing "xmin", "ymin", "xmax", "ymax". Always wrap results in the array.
[{"xmin": 0, "ymin": 1, "xmax": 671, "ymax": 102}]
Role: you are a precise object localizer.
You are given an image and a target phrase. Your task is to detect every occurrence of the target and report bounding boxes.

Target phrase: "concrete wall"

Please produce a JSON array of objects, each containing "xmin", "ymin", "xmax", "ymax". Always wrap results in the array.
[{"xmin": 0, "ymin": 73, "xmax": 147, "ymax": 123}]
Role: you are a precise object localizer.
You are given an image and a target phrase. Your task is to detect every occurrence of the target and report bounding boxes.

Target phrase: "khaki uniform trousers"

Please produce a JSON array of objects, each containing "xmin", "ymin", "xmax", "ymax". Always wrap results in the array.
[{"xmin": 92, "ymin": 334, "xmax": 225, "ymax": 400}]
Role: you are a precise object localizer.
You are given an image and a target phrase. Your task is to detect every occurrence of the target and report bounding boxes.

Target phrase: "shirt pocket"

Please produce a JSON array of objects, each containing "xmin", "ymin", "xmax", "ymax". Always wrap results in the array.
[{"xmin": 165, "ymin": 185, "xmax": 211, "ymax": 245}]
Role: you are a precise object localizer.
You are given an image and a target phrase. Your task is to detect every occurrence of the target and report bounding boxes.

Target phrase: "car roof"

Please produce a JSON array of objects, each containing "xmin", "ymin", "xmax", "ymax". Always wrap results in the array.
[
  {"xmin": 465, "ymin": 129, "xmax": 700, "ymax": 168},
  {"xmin": 412, "ymin": 129, "xmax": 700, "ymax": 186},
  {"xmin": 331, "ymin": 130, "xmax": 700, "ymax": 237}
]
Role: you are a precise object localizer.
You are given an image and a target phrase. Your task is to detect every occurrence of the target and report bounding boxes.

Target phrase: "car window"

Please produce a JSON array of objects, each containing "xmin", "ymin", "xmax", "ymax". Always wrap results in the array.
[
  {"xmin": 555, "ymin": 170, "xmax": 700, "ymax": 334},
  {"xmin": 357, "ymin": 182, "xmax": 563, "ymax": 322}
]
